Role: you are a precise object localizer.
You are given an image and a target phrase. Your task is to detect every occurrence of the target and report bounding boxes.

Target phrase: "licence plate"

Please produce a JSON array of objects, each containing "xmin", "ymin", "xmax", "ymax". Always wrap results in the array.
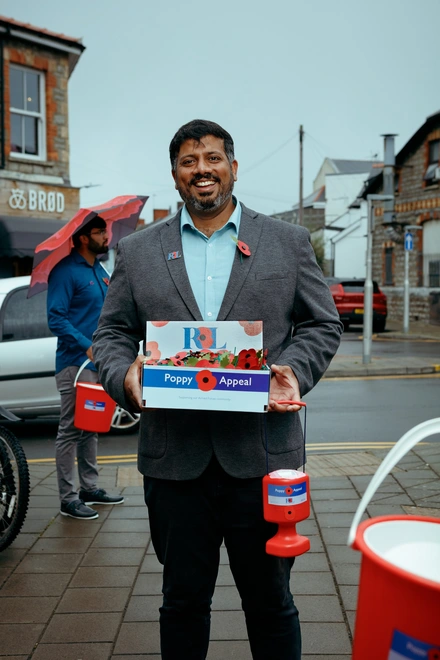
[{"xmin": 354, "ymin": 308, "xmax": 364, "ymax": 314}]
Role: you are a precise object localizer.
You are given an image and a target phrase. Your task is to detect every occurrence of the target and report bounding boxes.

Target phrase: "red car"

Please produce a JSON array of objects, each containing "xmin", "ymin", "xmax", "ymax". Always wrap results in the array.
[{"xmin": 325, "ymin": 278, "xmax": 387, "ymax": 333}]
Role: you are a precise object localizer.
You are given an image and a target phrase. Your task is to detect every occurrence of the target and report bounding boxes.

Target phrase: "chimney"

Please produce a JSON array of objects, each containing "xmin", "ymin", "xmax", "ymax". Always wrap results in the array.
[
  {"xmin": 381, "ymin": 134, "xmax": 397, "ymax": 225},
  {"xmin": 153, "ymin": 209, "xmax": 169, "ymax": 222}
]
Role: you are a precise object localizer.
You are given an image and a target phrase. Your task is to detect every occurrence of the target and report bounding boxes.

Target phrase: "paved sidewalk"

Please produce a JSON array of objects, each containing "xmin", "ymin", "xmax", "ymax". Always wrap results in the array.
[
  {"xmin": 324, "ymin": 319, "xmax": 440, "ymax": 379},
  {"xmin": 0, "ymin": 441, "xmax": 439, "ymax": 659},
  {"xmin": 0, "ymin": 321, "xmax": 439, "ymax": 659}
]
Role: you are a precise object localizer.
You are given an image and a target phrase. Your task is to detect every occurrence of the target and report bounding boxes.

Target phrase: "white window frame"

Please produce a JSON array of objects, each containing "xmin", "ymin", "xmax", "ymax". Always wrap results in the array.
[{"xmin": 9, "ymin": 64, "xmax": 46, "ymax": 162}]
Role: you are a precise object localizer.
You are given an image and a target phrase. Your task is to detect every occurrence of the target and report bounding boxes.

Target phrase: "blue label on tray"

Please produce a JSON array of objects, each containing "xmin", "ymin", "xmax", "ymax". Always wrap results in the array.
[
  {"xmin": 143, "ymin": 367, "xmax": 269, "ymax": 393},
  {"xmin": 388, "ymin": 630, "xmax": 440, "ymax": 660}
]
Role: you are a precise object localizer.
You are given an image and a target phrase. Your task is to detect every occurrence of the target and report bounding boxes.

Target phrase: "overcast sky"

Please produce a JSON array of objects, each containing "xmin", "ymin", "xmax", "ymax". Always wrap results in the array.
[{"xmin": 4, "ymin": 0, "xmax": 440, "ymax": 222}]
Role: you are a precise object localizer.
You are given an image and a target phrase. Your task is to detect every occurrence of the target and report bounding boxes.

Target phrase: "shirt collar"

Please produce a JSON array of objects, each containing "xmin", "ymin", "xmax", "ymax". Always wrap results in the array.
[{"xmin": 180, "ymin": 196, "xmax": 241, "ymax": 235}]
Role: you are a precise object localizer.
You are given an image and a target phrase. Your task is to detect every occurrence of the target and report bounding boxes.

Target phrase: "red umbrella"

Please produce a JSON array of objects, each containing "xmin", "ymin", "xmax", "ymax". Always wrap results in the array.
[{"xmin": 28, "ymin": 194, "xmax": 148, "ymax": 297}]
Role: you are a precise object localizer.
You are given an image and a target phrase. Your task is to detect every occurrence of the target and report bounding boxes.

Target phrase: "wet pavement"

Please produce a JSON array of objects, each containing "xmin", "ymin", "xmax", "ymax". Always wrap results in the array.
[{"xmin": 0, "ymin": 320, "xmax": 439, "ymax": 659}]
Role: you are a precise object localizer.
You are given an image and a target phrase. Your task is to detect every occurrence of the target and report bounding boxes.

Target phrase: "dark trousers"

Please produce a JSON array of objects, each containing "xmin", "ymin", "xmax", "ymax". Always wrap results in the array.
[{"xmin": 143, "ymin": 456, "xmax": 301, "ymax": 660}]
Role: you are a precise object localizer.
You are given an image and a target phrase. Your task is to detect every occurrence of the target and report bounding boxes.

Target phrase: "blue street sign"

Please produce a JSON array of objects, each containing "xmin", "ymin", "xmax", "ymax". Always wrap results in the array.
[{"xmin": 405, "ymin": 231, "xmax": 413, "ymax": 251}]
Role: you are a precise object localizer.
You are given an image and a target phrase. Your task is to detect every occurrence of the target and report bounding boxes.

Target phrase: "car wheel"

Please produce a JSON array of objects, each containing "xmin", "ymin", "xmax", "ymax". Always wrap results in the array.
[
  {"xmin": 343, "ymin": 321, "xmax": 350, "ymax": 332},
  {"xmin": 110, "ymin": 405, "xmax": 140, "ymax": 434},
  {"xmin": 373, "ymin": 318, "xmax": 386, "ymax": 333}
]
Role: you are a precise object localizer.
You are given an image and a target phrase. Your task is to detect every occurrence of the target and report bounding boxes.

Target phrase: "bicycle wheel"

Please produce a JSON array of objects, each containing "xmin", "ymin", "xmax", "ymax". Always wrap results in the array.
[{"xmin": 0, "ymin": 426, "xmax": 30, "ymax": 551}]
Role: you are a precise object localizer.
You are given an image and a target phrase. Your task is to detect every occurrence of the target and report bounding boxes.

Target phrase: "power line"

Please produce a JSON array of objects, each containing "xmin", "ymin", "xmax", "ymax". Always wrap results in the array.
[{"xmin": 240, "ymin": 133, "xmax": 298, "ymax": 176}]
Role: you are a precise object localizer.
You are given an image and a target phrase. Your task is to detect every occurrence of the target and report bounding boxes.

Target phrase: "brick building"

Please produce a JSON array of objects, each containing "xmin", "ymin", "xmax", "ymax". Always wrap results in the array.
[
  {"xmin": 0, "ymin": 15, "xmax": 85, "ymax": 277},
  {"xmin": 362, "ymin": 111, "xmax": 440, "ymax": 325}
]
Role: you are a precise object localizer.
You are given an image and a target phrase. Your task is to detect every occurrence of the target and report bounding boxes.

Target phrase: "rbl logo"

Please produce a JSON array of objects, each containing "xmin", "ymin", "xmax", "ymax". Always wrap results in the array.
[{"xmin": 183, "ymin": 327, "xmax": 227, "ymax": 351}]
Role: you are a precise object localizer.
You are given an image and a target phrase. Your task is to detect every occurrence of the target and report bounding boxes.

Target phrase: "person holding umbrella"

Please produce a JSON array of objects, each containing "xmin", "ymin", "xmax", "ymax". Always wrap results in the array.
[{"xmin": 47, "ymin": 215, "xmax": 124, "ymax": 520}]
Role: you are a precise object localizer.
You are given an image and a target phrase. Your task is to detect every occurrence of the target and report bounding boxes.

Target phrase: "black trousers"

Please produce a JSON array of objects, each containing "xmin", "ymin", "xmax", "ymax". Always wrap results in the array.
[{"xmin": 143, "ymin": 455, "xmax": 301, "ymax": 660}]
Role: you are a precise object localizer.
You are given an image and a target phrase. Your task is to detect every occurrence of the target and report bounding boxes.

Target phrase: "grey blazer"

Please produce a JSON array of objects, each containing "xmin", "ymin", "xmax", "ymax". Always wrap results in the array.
[{"xmin": 93, "ymin": 203, "xmax": 343, "ymax": 480}]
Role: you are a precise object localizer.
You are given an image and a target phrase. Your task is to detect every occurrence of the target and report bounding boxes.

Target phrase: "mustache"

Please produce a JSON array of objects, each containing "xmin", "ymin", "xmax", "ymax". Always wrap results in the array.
[{"xmin": 190, "ymin": 173, "xmax": 221, "ymax": 186}]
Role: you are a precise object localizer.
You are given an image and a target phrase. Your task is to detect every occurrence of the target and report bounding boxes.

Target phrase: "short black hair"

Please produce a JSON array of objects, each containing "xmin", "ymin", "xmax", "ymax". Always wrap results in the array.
[
  {"xmin": 169, "ymin": 119, "xmax": 235, "ymax": 170},
  {"xmin": 72, "ymin": 215, "xmax": 106, "ymax": 248}
]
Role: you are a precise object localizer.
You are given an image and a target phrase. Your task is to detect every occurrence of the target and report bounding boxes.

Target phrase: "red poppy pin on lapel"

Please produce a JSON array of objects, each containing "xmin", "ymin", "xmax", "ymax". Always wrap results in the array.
[
  {"xmin": 232, "ymin": 236, "xmax": 251, "ymax": 262},
  {"xmin": 102, "ymin": 277, "xmax": 110, "ymax": 286}
]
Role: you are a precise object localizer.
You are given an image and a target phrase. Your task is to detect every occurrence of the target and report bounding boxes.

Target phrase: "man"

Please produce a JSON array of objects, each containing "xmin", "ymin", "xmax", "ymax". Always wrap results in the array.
[
  {"xmin": 93, "ymin": 120, "xmax": 342, "ymax": 659},
  {"xmin": 47, "ymin": 216, "xmax": 124, "ymax": 520}
]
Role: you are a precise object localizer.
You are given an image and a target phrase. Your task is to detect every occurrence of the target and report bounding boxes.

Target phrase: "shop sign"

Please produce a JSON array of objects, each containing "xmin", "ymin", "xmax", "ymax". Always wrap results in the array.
[{"xmin": 8, "ymin": 187, "xmax": 65, "ymax": 213}]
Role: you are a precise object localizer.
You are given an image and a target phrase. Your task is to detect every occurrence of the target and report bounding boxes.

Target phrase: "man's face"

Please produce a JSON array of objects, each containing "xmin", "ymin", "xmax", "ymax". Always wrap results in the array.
[
  {"xmin": 172, "ymin": 135, "xmax": 238, "ymax": 213},
  {"xmin": 86, "ymin": 227, "xmax": 109, "ymax": 254}
]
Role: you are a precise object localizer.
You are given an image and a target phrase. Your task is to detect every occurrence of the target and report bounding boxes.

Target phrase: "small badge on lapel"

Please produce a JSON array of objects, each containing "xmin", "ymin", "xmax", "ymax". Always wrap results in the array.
[{"xmin": 167, "ymin": 251, "xmax": 182, "ymax": 261}]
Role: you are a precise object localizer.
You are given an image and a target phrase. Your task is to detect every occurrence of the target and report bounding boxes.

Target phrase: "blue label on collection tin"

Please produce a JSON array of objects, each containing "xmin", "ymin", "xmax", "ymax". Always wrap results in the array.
[
  {"xmin": 388, "ymin": 630, "xmax": 440, "ymax": 660},
  {"xmin": 267, "ymin": 481, "xmax": 307, "ymax": 506},
  {"xmin": 84, "ymin": 400, "xmax": 106, "ymax": 412}
]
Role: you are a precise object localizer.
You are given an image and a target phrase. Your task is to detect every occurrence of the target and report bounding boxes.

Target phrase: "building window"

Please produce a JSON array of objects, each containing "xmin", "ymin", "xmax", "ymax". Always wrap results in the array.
[
  {"xmin": 10, "ymin": 65, "xmax": 46, "ymax": 160},
  {"xmin": 428, "ymin": 260, "xmax": 440, "ymax": 288},
  {"xmin": 383, "ymin": 246, "xmax": 394, "ymax": 285},
  {"xmin": 424, "ymin": 139, "xmax": 440, "ymax": 184}
]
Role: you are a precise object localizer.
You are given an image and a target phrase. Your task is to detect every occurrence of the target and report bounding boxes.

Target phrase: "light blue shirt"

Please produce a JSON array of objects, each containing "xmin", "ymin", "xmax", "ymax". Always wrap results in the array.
[{"xmin": 180, "ymin": 198, "xmax": 242, "ymax": 321}]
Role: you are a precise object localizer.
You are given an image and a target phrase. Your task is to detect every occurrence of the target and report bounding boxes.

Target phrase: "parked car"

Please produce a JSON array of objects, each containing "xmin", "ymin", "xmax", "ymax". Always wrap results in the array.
[
  {"xmin": 325, "ymin": 277, "xmax": 387, "ymax": 332},
  {"xmin": 0, "ymin": 277, "xmax": 140, "ymax": 433}
]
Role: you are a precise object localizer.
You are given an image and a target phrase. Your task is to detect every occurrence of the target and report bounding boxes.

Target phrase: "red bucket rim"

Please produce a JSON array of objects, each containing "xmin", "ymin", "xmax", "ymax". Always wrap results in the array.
[
  {"xmin": 354, "ymin": 514, "xmax": 440, "ymax": 590},
  {"xmin": 75, "ymin": 382, "xmax": 105, "ymax": 392}
]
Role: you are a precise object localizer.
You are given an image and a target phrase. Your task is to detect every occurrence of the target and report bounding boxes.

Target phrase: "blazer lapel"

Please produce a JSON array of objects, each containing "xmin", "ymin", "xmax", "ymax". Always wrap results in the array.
[
  {"xmin": 217, "ymin": 204, "xmax": 264, "ymax": 320},
  {"xmin": 160, "ymin": 214, "xmax": 203, "ymax": 321}
]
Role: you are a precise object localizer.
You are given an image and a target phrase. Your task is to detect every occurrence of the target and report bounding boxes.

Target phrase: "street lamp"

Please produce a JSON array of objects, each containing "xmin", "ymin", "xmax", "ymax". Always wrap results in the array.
[
  {"xmin": 403, "ymin": 225, "xmax": 423, "ymax": 334},
  {"xmin": 363, "ymin": 194, "xmax": 394, "ymax": 364}
]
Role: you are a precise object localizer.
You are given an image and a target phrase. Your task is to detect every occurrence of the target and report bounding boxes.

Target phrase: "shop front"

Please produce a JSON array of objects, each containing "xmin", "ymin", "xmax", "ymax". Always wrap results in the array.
[{"xmin": 0, "ymin": 178, "xmax": 80, "ymax": 277}]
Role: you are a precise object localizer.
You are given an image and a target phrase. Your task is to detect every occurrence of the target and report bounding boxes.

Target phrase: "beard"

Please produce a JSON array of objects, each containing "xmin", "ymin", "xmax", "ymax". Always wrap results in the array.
[
  {"xmin": 177, "ymin": 170, "xmax": 235, "ymax": 212},
  {"xmin": 88, "ymin": 238, "xmax": 109, "ymax": 255}
]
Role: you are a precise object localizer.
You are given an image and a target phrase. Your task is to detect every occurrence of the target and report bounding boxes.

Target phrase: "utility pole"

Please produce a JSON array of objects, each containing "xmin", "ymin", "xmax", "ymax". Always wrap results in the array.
[
  {"xmin": 299, "ymin": 125, "xmax": 304, "ymax": 226},
  {"xmin": 363, "ymin": 194, "xmax": 394, "ymax": 364}
]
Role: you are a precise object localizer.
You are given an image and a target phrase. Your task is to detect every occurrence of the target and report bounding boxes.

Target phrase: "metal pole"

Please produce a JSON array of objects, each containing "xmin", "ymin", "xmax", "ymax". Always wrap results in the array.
[
  {"xmin": 402, "ymin": 225, "xmax": 423, "ymax": 335},
  {"xmin": 363, "ymin": 194, "xmax": 394, "ymax": 365},
  {"xmin": 363, "ymin": 198, "xmax": 373, "ymax": 364},
  {"xmin": 403, "ymin": 248, "xmax": 409, "ymax": 334},
  {"xmin": 299, "ymin": 125, "xmax": 304, "ymax": 226}
]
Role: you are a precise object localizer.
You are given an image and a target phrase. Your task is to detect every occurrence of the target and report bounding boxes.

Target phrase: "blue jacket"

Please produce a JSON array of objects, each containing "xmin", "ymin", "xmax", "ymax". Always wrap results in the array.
[{"xmin": 47, "ymin": 250, "xmax": 109, "ymax": 373}]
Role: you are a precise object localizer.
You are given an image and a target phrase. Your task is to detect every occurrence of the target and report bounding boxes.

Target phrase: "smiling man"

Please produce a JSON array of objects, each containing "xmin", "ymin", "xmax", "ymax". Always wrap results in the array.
[{"xmin": 93, "ymin": 119, "xmax": 343, "ymax": 659}]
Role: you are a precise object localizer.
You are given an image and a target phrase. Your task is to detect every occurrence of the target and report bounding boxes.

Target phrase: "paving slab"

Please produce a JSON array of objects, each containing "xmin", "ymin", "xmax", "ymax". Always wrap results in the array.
[
  {"xmin": 124, "ymin": 594, "xmax": 162, "ymax": 621},
  {"xmin": 301, "ymin": 622, "xmax": 352, "ymax": 654},
  {"xmin": 41, "ymin": 612, "xmax": 122, "ymax": 643},
  {"xmin": 56, "ymin": 586, "xmax": 131, "ymax": 613},
  {"xmin": 91, "ymin": 532, "xmax": 150, "ymax": 548},
  {"xmin": 113, "ymin": 621, "xmax": 160, "ymax": 655},
  {"xmin": 81, "ymin": 547, "xmax": 146, "ymax": 566},
  {"xmin": 0, "ymin": 573, "xmax": 71, "ymax": 597},
  {"xmin": 0, "ymin": 623, "xmax": 45, "ymax": 655},
  {"xmin": 14, "ymin": 552, "xmax": 82, "ymax": 574},
  {"xmin": 0, "ymin": 596, "xmax": 58, "ymax": 623},
  {"xmin": 70, "ymin": 565, "xmax": 138, "ymax": 588},
  {"xmin": 32, "ymin": 642, "xmax": 113, "ymax": 660}
]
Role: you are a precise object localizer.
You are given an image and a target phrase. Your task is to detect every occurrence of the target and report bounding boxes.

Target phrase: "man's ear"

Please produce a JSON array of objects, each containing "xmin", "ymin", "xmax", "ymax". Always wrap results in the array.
[{"xmin": 171, "ymin": 169, "xmax": 178, "ymax": 190}]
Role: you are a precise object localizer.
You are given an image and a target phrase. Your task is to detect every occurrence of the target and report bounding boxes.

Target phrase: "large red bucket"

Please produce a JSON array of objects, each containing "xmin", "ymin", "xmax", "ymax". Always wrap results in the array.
[
  {"xmin": 73, "ymin": 360, "xmax": 116, "ymax": 433},
  {"xmin": 74, "ymin": 381, "xmax": 116, "ymax": 433},
  {"xmin": 348, "ymin": 418, "xmax": 440, "ymax": 659}
]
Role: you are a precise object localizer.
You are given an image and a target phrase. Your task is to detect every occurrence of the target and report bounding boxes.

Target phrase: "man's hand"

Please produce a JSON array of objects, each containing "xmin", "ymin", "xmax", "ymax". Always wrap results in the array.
[
  {"xmin": 123, "ymin": 355, "xmax": 145, "ymax": 412},
  {"xmin": 268, "ymin": 364, "xmax": 302, "ymax": 413},
  {"xmin": 86, "ymin": 346, "xmax": 93, "ymax": 362}
]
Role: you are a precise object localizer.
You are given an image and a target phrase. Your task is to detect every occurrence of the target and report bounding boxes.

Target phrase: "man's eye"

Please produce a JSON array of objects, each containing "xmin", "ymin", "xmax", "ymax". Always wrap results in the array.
[
  {"xmin": 181, "ymin": 159, "xmax": 193, "ymax": 166},
  {"xmin": 209, "ymin": 156, "xmax": 220, "ymax": 161}
]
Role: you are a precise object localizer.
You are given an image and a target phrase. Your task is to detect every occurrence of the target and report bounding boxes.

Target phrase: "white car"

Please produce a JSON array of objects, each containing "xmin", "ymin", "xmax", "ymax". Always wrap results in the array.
[{"xmin": 0, "ymin": 276, "xmax": 139, "ymax": 433}]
